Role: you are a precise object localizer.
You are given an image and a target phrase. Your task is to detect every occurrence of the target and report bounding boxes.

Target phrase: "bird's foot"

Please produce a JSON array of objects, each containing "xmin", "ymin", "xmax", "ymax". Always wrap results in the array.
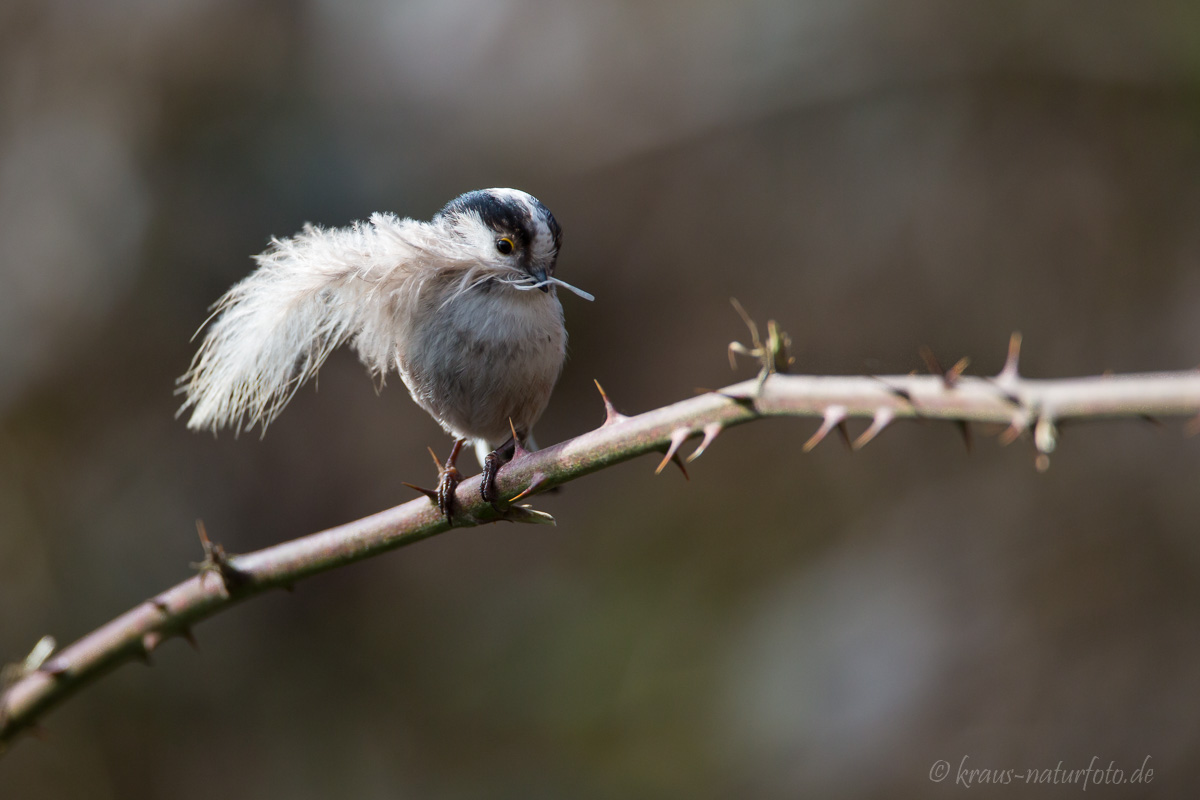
[
  {"xmin": 480, "ymin": 433, "xmax": 521, "ymax": 513},
  {"xmin": 435, "ymin": 439, "xmax": 467, "ymax": 521},
  {"xmin": 481, "ymin": 451, "xmax": 503, "ymax": 512},
  {"xmin": 402, "ymin": 439, "xmax": 468, "ymax": 522},
  {"xmin": 436, "ymin": 464, "xmax": 462, "ymax": 520}
]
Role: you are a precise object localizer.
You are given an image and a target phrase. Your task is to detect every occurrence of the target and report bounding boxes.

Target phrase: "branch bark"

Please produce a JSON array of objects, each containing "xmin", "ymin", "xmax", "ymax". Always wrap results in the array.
[{"xmin": 3, "ymin": 365, "xmax": 1200, "ymax": 751}]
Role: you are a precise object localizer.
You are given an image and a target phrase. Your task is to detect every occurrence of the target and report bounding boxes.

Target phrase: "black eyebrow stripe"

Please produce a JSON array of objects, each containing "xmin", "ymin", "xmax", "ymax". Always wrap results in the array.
[{"xmin": 439, "ymin": 190, "xmax": 531, "ymax": 248}]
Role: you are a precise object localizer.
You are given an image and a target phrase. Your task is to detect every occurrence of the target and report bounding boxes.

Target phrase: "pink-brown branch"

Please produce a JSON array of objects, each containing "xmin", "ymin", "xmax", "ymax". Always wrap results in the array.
[{"xmin": 4, "ymin": 364, "xmax": 1200, "ymax": 751}]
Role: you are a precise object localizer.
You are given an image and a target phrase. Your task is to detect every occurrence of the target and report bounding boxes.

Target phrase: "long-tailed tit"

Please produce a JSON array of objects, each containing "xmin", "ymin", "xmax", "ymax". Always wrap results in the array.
[{"xmin": 178, "ymin": 188, "xmax": 593, "ymax": 518}]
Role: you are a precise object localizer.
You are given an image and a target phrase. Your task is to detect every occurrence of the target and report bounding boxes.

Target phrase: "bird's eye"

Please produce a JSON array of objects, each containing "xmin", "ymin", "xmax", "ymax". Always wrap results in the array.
[{"xmin": 496, "ymin": 237, "xmax": 514, "ymax": 255}]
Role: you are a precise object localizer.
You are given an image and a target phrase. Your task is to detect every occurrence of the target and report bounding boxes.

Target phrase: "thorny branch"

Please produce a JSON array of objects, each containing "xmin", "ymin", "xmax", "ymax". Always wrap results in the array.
[{"xmin": 4, "ymin": 317, "xmax": 1200, "ymax": 753}]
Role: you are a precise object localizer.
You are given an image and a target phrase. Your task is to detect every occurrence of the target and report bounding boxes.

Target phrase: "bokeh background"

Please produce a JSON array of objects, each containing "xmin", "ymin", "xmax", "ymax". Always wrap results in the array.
[{"xmin": 3, "ymin": 1, "xmax": 1200, "ymax": 797}]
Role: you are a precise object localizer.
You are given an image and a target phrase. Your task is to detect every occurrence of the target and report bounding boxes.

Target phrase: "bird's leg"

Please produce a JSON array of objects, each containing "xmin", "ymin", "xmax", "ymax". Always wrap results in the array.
[
  {"xmin": 436, "ymin": 438, "xmax": 466, "ymax": 520},
  {"xmin": 480, "ymin": 434, "xmax": 520, "ymax": 512}
]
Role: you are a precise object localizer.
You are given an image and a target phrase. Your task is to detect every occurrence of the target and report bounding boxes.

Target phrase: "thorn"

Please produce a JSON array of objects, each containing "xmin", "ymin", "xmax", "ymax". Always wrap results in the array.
[
  {"xmin": 142, "ymin": 632, "xmax": 163, "ymax": 654},
  {"xmin": 957, "ymin": 420, "xmax": 973, "ymax": 454},
  {"xmin": 1034, "ymin": 415, "xmax": 1057, "ymax": 455},
  {"xmin": 180, "ymin": 628, "xmax": 198, "ymax": 650},
  {"xmin": 1141, "ymin": 415, "xmax": 1164, "ymax": 428},
  {"xmin": 670, "ymin": 453, "xmax": 689, "ymax": 480},
  {"xmin": 426, "ymin": 446, "xmax": 443, "ymax": 473},
  {"xmin": 998, "ymin": 414, "xmax": 1028, "ymax": 446},
  {"xmin": 852, "ymin": 408, "xmax": 894, "ymax": 449},
  {"xmin": 998, "ymin": 332, "xmax": 1022, "ymax": 382},
  {"xmin": 1185, "ymin": 413, "xmax": 1200, "ymax": 438},
  {"xmin": 920, "ymin": 346, "xmax": 969, "ymax": 388},
  {"xmin": 687, "ymin": 422, "xmax": 724, "ymax": 462},
  {"xmin": 151, "ymin": 597, "xmax": 170, "ymax": 614},
  {"xmin": 401, "ymin": 482, "xmax": 440, "ymax": 502},
  {"xmin": 919, "ymin": 346, "xmax": 943, "ymax": 378},
  {"xmin": 508, "ymin": 418, "xmax": 529, "ymax": 458},
  {"xmin": 23, "ymin": 636, "xmax": 56, "ymax": 672},
  {"xmin": 804, "ymin": 406, "xmax": 848, "ymax": 453},
  {"xmin": 594, "ymin": 380, "xmax": 627, "ymax": 426},
  {"xmin": 3, "ymin": 636, "xmax": 59, "ymax": 688},
  {"xmin": 948, "ymin": 357, "xmax": 970, "ymax": 386},
  {"xmin": 836, "ymin": 420, "xmax": 852, "ymax": 449},
  {"xmin": 508, "ymin": 472, "xmax": 548, "ymax": 503},
  {"xmin": 500, "ymin": 505, "xmax": 557, "ymax": 526},
  {"xmin": 655, "ymin": 428, "xmax": 691, "ymax": 478},
  {"xmin": 991, "ymin": 333, "xmax": 1024, "ymax": 404}
]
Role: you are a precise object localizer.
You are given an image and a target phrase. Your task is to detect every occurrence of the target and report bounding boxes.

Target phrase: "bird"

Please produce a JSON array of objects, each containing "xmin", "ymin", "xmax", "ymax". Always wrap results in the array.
[{"xmin": 177, "ymin": 188, "xmax": 593, "ymax": 518}]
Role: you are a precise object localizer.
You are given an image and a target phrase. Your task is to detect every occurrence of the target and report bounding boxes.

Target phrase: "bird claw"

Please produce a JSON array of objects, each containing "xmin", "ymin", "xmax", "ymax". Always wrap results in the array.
[
  {"xmin": 480, "ymin": 451, "xmax": 503, "ymax": 512},
  {"xmin": 436, "ymin": 465, "xmax": 462, "ymax": 520},
  {"xmin": 409, "ymin": 439, "xmax": 467, "ymax": 522},
  {"xmin": 414, "ymin": 435, "xmax": 532, "ymax": 521}
]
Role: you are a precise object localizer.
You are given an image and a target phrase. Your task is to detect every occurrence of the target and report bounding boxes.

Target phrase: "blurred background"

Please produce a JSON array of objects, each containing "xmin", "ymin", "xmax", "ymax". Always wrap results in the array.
[{"xmin": 3, "ymin": 0, "xmax": 1199, "ymax": 797}]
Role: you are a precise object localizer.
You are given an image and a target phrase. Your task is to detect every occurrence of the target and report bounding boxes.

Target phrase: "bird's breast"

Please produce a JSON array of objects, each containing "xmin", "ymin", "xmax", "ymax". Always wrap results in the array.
[{"xmin": 397, "ymin": 282, "xmax": 566, "ymax": 445}]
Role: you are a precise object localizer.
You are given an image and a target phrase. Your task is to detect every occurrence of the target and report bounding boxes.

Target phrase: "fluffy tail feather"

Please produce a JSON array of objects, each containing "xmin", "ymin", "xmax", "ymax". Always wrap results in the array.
[{"xmin": 177, "ymin": 216, "xmax": 413, "ymax": 433}]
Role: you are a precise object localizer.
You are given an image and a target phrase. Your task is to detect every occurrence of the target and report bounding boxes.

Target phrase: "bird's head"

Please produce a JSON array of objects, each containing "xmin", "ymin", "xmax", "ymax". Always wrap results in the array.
[{"xmin": 436, "ymin": 188, "xmax": 592, "ymax": 301}]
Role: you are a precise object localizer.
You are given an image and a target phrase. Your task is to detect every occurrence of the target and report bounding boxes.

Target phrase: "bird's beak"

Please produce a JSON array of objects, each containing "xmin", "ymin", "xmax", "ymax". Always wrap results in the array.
[{"xmin": 532, "ymin": 266, "xmax": 550, "ymax": 292}]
